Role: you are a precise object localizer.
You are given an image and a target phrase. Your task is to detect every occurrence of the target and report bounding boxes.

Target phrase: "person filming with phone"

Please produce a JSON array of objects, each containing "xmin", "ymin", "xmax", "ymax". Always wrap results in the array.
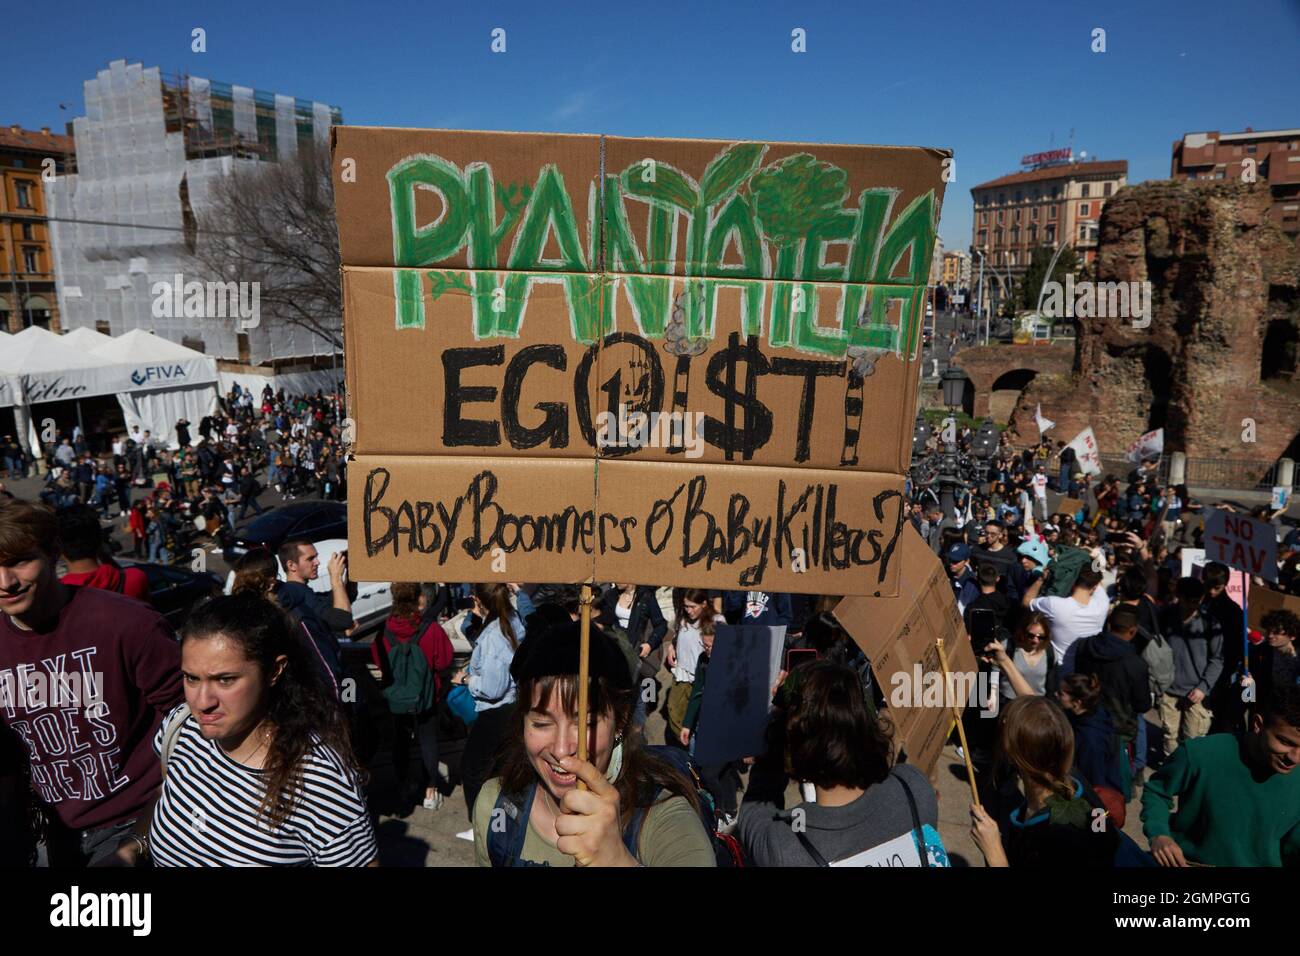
[{"xmin": 274, "ymin": 538, "xmax": 354, "ymax": 695}]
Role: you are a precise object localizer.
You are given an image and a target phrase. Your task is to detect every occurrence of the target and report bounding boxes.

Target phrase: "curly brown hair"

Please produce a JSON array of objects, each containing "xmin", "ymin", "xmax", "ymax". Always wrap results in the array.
[{"xmin": 182, "ymin": 592, "xmax": 360, "ymax": 829}]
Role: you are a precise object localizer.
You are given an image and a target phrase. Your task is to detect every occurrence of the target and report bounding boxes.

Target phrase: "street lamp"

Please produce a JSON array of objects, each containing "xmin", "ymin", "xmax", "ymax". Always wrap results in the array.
[
  {"xmin": 931, "ymin": 368, "xmax": 971, "ymax": 530},
  {"xmin": 941, "ymin": 367, "xmax": 967, "ymax": 409}
]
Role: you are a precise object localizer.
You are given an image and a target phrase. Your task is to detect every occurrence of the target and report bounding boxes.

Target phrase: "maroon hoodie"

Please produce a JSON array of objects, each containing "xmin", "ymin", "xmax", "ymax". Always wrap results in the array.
[
  {"xmin": 0, "ymin": 586, "xmax": 182, "ymax": 830},
  {"xmin": 372, "ymin": 614, "xmax": 454, "ymax": 696}
]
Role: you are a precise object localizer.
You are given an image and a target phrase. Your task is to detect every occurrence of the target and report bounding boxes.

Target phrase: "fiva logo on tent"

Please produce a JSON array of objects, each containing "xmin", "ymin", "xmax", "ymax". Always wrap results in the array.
[
  {"xmin": 151, "ymin": 274, "xmax": 260, "ymax": 330},
  {"xmin": 130, "ymin": 365, "xmax": 188, "ymax": 387}
]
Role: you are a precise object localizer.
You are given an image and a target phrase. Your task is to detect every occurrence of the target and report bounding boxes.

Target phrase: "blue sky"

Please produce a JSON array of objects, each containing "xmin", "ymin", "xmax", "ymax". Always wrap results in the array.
[{"xmin": 4, "ymin": 0, "xmax": 1297, "ymax": 251}]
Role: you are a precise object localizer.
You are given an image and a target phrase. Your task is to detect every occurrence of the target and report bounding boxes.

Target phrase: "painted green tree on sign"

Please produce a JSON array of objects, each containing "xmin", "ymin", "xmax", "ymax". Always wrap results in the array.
[{"xmin": 750, "ymin": 154, "xmax": 849, "ymax": 346}]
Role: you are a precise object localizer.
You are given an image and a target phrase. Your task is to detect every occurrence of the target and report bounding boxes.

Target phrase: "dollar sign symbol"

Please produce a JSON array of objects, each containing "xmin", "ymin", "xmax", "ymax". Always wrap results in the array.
[{"xmin": 703, "ymin": 333, "xmax": 772, "ymax": 461}]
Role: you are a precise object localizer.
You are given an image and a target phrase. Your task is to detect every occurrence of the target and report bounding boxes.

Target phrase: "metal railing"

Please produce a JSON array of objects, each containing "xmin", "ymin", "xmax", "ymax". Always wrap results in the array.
[{"xmin": 1093, "ymin": 453, "xmax": 1296, "ymax": 492}]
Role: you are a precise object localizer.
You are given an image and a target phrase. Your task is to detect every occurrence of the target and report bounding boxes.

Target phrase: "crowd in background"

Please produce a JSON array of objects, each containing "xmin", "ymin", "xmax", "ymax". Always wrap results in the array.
[{"xmin": 13, "ymin": 384, "xmax": 347, "ymax": 565}]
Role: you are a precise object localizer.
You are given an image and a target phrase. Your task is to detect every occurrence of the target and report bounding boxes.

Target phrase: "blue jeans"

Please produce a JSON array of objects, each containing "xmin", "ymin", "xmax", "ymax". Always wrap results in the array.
[
  {"xmin": 1059, "ymin": 465, "xmax": 1071, "ymax": 489},
  {"xmin": 147, "ymin": 540, "xmax": 169, "ymax": 564}
]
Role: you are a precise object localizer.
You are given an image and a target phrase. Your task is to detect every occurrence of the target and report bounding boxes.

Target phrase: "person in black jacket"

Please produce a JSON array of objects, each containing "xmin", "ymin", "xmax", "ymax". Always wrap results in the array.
[
  {"xmin": 1202, "ymin": 561, "xmax": 1245, "ymax": 731},
  {"xmin": 1073, "ymin": 605, "xmax": 1150, "ymax": 797},
  {"xmin": 274, "ymin": 538, "xmax": 354, "ymax": 694},
  {"xmin": 596, "ymin": 584, "xmax": 668, "ymax": 727},
  {"xmin": 1056, "ymin": 672, "xmax": 1125, "ymax": 798},
  {"xmin": 970, "ymin": 695, "xmax": 1119, "ymax": 868},
  {"xmin": 236, "ymin": 465, "xmax": 265, "ymax": 522}
]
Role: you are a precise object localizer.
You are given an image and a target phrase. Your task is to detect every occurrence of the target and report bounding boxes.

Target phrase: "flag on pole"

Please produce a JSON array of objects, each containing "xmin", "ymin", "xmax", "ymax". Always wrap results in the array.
[
  {"xmin": 1125, "ymin": 428, "xmax": 1163, "ymax": 463},
  {"xmin": 1035, "ymin": 403, "xmax": 1055, "ymax": 436}
]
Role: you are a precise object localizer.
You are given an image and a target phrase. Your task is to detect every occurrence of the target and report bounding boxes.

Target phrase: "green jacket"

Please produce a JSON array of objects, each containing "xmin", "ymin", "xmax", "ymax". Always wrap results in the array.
[
  {"xmin": 683, "ymin": 652, "xmax": 710, "ymax": 733},
  {"xmin": 1141, "ymin": 733, "xmax": 1300, "ymax": 867}
]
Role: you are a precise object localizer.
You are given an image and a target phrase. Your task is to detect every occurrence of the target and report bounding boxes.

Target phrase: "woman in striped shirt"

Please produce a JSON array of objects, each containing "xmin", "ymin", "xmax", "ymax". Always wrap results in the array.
[{"xmin": 147, "ymin": 591, "xmax": 378, "ymax": 866}]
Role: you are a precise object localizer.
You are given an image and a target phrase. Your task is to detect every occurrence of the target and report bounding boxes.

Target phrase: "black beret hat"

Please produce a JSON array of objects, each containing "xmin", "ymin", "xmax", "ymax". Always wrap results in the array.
[{"xmin": 509, "ymin": 621, "xmax": 634, "ymax": 691}]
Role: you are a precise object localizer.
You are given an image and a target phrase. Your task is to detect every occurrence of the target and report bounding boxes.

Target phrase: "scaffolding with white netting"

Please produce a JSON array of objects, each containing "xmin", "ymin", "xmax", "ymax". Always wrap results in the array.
[{"xmin": 47, "ymin": 60, "xmax": 343, "ymax": 367}]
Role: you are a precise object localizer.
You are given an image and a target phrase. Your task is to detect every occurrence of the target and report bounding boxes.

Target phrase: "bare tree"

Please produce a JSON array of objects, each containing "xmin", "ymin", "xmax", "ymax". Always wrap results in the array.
[{"xmin": 196, "ymin": 140, "xmax": 341, "ymax": 350}]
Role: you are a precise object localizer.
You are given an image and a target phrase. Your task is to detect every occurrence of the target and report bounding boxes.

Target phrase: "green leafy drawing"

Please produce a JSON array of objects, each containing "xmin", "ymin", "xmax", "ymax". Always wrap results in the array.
[
  {"xmin": 750, "ymin": 153, "xmax": 850, "ymax": 279},
  {"xmin": 426, "ymin": 269, "xmax": 472, "ymax": 302}
]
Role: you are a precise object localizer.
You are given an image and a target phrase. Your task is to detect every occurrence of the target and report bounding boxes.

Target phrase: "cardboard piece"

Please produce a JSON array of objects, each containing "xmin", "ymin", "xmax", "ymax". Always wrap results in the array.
[
  {"xmin": 1205, "ymin": 508, "xmax": 1278, "ymax": 584},
  {"xmin": 344, "ymin": 266, "xmax": 921, "ymax": 472},
  {"xmin": 833, "ymin": 524, "xmax": 978, "ymax": 776},
  {"xmin": 1247, "ymin": 585, "xmax": 1300, "ymax": 631},
  {"xmin": 691, "ymin": 624, "xmax": 785, "ymax": 766},
  {"xmin": 335, "ymin": 128, "xmax": 947, "ymax": 594},
  {"xmin": 348, "ymin": 454, "xmax": 907, "ymax": 594},
  {"xmin": 331, "ymin": 128, "xmax": 602, "ymax": 271},
  {"xmin": 1058, "ymin": 497, "xmax": 1085, "ymax": 516}
]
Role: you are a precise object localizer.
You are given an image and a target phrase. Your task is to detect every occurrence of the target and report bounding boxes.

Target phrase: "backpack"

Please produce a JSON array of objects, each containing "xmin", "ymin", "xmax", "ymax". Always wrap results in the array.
[
  {"xmin": 1138, "ymin": 624, "xmax": 1175, "ymax": 697},
  {"xmin": 380, "ymin": 622, "xmax": 436, "ymax": 715},
  {"xmin": 1041, "ymin": 544, "xmax": 1090, "ymax": 597},
  {"xmin": 486, "ymin": 744, "xmax": 745, "ymax": 867}
]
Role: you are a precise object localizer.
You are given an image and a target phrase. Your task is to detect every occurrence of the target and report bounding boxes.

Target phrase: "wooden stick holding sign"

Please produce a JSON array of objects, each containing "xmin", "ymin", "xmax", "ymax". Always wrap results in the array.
[
  {"xmin": 936, "ymin": 638, "xmax": 981, "ymax": 807},
  {"xmin": 576, "ymin": 583, "xmax": 593, "ymax": 790}
]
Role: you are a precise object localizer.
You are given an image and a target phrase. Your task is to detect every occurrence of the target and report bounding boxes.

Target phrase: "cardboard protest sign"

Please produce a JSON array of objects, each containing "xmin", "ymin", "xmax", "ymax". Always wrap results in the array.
[
  {"xmin": 1204, "ymin": 508, "xmax": 1278, "ymax": 584},
  {"xmin": 334, "ymin": 128, "xmax": 947, "ymax": 593},
  {"xmin": 1066, "ymin": 427, "xmax": 1102, "ymax": 476},
  {"xmin": 833, "ymin": 524, "xmax": 979, "ymax": 775},
  {"xmin": 343, "ymin": 267, "xmax": 922, "ymax": 471},
  {"xmin": 691, "ymin": 624, "xmax": 785, "ymax": 766},
  {"xmin": 1272, "ymin": 486, "xmax": 1291, "ymax": 511},
  {"xmin": 1247, "ymin": 584, "xmax": 1300, "ymax": 630},
  {"xmin": 1058, "ymin": 497, "xmax": 1085, "ymax": 517},
  {"xmin": 353, "ymin": 455, "xmax": 908, "ymax": 591}
]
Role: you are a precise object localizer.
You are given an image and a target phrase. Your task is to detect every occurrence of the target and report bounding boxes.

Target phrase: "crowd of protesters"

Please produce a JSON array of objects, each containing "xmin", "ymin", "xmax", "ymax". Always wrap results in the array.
[
  {"xmin": 18, "ymin": 384, "xmax": 347, "ymax": 566},
  {"xmin": 912, "ymin": 424, "xmax": 1300, "ymax": 866},
  {"xmin": 0, "ymin": 407, "xmax": 1297, "ymax": 867}
]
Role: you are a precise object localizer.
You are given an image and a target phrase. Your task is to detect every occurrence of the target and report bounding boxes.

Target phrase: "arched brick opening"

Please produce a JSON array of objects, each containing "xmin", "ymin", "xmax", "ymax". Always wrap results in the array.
[{"xmin": 989, "ymin": 368, "xmax": 1038, "ymax": 424}]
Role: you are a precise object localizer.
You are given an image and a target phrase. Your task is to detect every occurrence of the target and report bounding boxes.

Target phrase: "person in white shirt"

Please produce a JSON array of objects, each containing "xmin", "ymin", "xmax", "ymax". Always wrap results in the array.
[
  {"xmin": 1021, "ymin": 566, "xmax": 1109, "ymax": 674},
  {"xmin": 1031, "ymin": 466, "xmax": 1050, "ymax": 521},
  {"xmin": 663, "ymin": 588, "xmax": 725, "ymax": 742}
]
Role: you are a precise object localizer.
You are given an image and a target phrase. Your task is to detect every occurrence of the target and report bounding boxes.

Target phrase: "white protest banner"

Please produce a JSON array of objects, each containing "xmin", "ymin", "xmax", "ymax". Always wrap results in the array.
[
  {"xmin": 1204, "ymin": 508, "xmax": 1278, "ymax": 584},
  {"xmin": 1126, "ymin": 428, "xmax": 1163, "ymax": 463},
  {"xmin": 1034, "ymin": 403, "xmax": 1055, "ymax": 436},
  {"xmin": 1066, "ymin": 427, "xmax": 1102, "ymax": 476}
]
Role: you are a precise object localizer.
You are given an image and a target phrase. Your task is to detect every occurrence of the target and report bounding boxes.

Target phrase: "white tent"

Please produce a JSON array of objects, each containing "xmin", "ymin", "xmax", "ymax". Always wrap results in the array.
[
  {"xmin": 0, "ymin": 327, "xmax": 219, "ymax": 451},
  {"xmin": 61, "ymin": 326, "xmax": 117, "ymax": 353},
  {"xmin": 92, "ymin": 331, "xmax": 219, "ymax": 446}
]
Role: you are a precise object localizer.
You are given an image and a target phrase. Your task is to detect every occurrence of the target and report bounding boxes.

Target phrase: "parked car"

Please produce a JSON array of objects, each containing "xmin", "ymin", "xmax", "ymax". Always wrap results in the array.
[
  {"xmin": 222, "ymin": 501, "xmax": 347, "ymax": 564},
  {"xmin": 221, "ymin": 538, "xmax": 473, "ymax": 654},
  {"xmin": 120, "ymin": 560, "xmax": 223, "ymax": 630}
]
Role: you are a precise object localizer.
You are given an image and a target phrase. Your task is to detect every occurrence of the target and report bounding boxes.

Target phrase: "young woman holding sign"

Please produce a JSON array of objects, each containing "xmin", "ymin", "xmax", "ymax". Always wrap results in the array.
[{"xmin": 472, "ymin": 620, "xmax": 715, "ymax": 866}]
